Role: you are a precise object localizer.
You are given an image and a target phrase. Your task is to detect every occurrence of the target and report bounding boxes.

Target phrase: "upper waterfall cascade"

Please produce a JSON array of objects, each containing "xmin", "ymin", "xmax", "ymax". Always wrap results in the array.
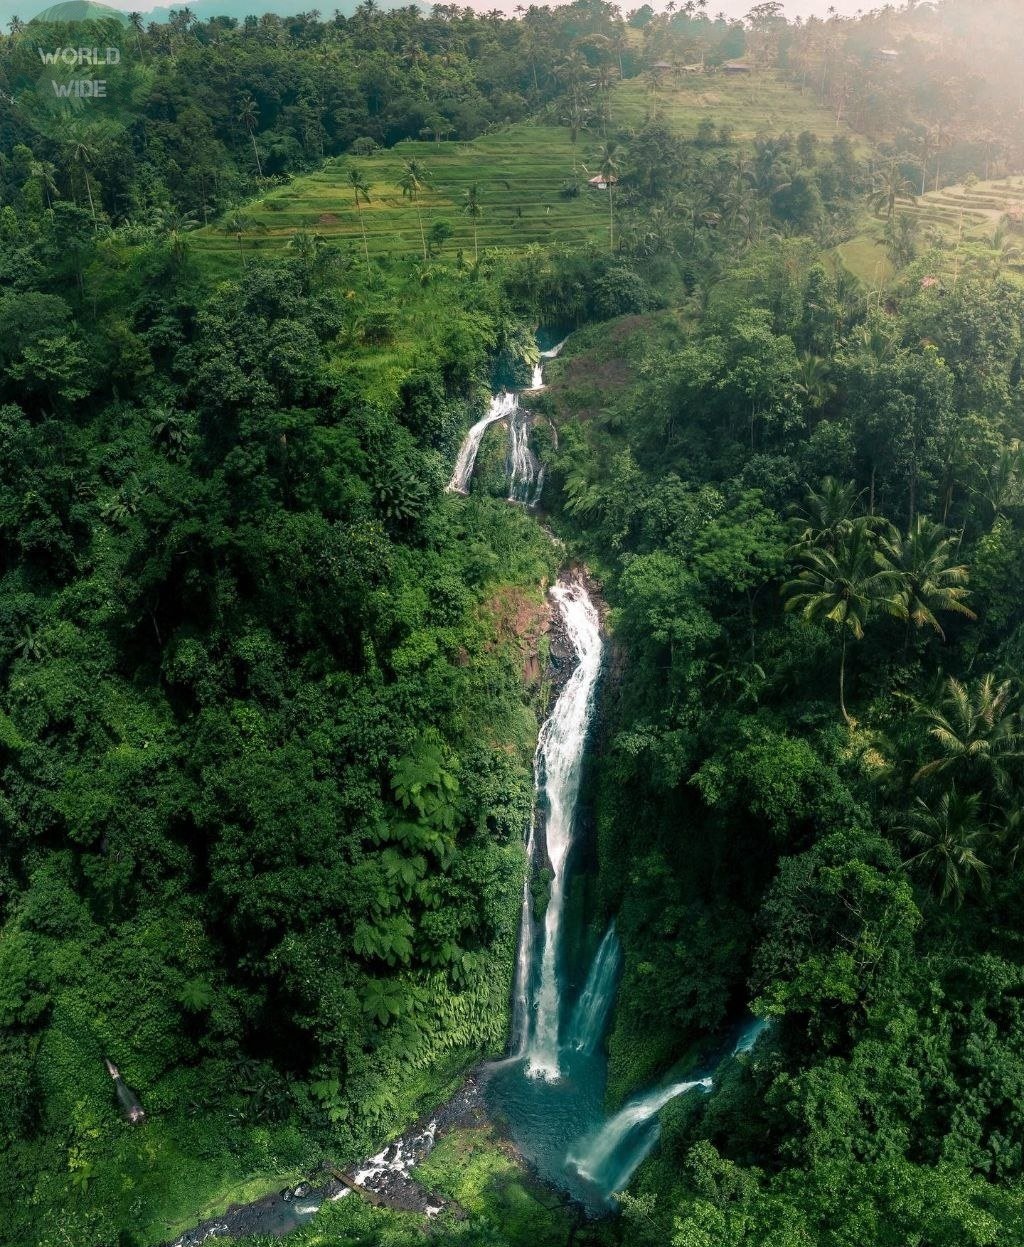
[{"xmin": 446, "ymin": 390, "xmax": 518, "ymax": 494}]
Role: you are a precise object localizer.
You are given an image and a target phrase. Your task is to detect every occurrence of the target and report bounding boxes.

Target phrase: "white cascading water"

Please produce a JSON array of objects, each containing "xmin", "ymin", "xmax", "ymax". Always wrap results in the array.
[
  {"xmin": 446, "ymin": 390, "xmax": 518, "ymax": 494},
  {"xmin": 525, "ymin": 576, "xmax": 603, "ymax": 1081},
  {"xmin": 510, "ymin": 800, "xmax": 539, "ymax": 1056},
  {"xmin": 507, "ymin": 411, "xmax": 541, "ymax": 505},
  {"xmin": 569, "ymin": 1077, "xmax": 713, "ymax": 1193},
  {"xmin": 528, "ymin": 337, "xmax": 566, "ymax": 391},
  {"xmin": 565, "ymin": 923, "xmax": 621, "ymax": 1054}
]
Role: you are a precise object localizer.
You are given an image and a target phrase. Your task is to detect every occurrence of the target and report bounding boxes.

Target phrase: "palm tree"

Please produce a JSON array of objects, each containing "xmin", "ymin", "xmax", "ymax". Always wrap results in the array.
[
  {"xmin": 595, "ymin": 140, "xmax": 622, "ymax": 252},
  {"xmin": 902, "ymin": 790, "xmax": 990, "ymax": 906},
  {"xmin": 62, "ymin": 125, "xmax": 100, "ymax": 227},
  {"xmin": 398, "ymin": 159, "xmax": 430, "ymax": 261},
  {"xmin": 128, "ymin": 11, "xmax": 146, "ymax": 60},
  {"xmin": 795, "ymin": 352, "xmax": 834, "ymax": 417},
  {"xmin": 563, "ymin": 97, "xmax": 591, "ymax": 174},
  {"xmin": 880, "ymin": 516, "xmax": 976, "ymax": 641},
  {"xmin": 913, "ymin": 674, "xmax": 1024, "ymax": 792},
  {"xmin": 221, "ymin": 212, "xmax": 262, "ymax": 264},
  {"xmin": 347, "ymin": 165, "xmax": 372, "ymax": 275},
  {"xmin": 238, "ymin": 94, "xmax": 263, "ymax": 179},
  {"xmin": 152, "ymin": 206, "xmax": 198, "ymax": 268},
  {"xmin": 869, "ymin": 159, "xmax": 917, "ymax": 223},
  {"xmin": 29, "ymin": 159, "xmax": 58, "ymax": 210},
  {"xmin": 783, "ymin": 518, "xmax": 904, "ymax": 723},
  {"xmin": 792, "ymin": 477, "xmax": 861, "ymax": 549},
  {"xmin": 462, "ymin": 183, "xmax": 483, "ymax": 261},
  {"xmin": 287, "ymin": 228, "xmax": 328, "ymax": 291}
]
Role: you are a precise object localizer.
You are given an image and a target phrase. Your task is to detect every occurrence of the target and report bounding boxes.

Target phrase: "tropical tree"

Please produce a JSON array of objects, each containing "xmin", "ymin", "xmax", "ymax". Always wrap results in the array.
[
  {"xmin": 792, "ymin": 477, "xmax": 861, "ymax": 549},
  {"xmin": 221, "ymin": 212, "xmax": 262, "ymax": 264},
  {"xmin": 29, "ymin": 159, "xmax": 58, "ymax": 210},
  {"xmin": 902, "ymin": 790, "xmax": 991, "ymax": 906},
  {"xmin": 62, "ymin": 125, "xmax": 100, "ymax": 227},
  {"xmin": 238, "ymin": 93, "xmax": 263, "ymax": 179},
  {"xmin": 869, "ymin": 159, "xmax": 917, "ymax": 223},
  {"xmin": 879, "ymin": 516, "xmax": 976, "ymax": 640},
  {"xmin": 795, "ymin": 352, "xmax": 834, "ymax": 416},
  {"xmin": 128, "ymin": 11, "xmax": 146, "ymax": 59},
  {"xmin": 152, "ymin": 206, "xmax": 198, "ymax": 268},
  {"xmin": 398, "ymin": 158, "xmax": 430, "ymax": 260},
  {"xmin": 595, "ymin": 140, "xmax": 623, "ymax": 252},
  {"xmin": 347, "ymin": 165, "xmax": 372, "ymax": 274},
  {"xmin": 913, "ymin": 675, "xmax": 1024, "ymax": 791},
  {"xmin": 462, "ymin": 183, "xmax": 483, "ymax": 261},
  {"xmin": 783, "ymin": 518, "xmax": 904, "ymax": 723}
]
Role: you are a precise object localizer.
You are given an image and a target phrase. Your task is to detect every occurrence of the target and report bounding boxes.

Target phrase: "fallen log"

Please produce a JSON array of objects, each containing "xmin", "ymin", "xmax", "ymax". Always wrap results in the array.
[{"xmin": 327, "ymin": 1165, "xmax": 383, "ymax": 1206}]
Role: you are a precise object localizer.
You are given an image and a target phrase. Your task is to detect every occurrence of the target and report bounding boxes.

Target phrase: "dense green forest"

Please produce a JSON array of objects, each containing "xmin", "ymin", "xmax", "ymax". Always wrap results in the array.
[{"xmin": 4, "ymin": 0, "xmax": 1024, "ymax": 1244}]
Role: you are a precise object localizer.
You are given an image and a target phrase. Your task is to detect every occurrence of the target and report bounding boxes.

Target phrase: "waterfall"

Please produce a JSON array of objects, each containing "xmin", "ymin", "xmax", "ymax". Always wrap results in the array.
[
  {"xmin": 507, "ymin": 411, "xmax": 541, "ymax": 505},
  {"xmin": 447, "ymin": 390, "xmax": 517, "ymax": 494},
  {"xmin": 510, "ymin": 803, "xmax": 539, "ymax": 1055},
  {"xmin": 565, "ymin": 923, "xmax": 621, "ymax": 1055},
  {"xmin": 732, "ymin": 1017, "xmax": 769, "ymax": 1055},
  {"xmin": 524, "ymin": 576, "xmax": 602, "ymax": 1081},
  {"xmin": 540, "ymin": 338, "xmax": 568, "ymax": 360},
  {"xmin": 568, "ymin": 1077, "xmax": 712, "ymax": 1194}
]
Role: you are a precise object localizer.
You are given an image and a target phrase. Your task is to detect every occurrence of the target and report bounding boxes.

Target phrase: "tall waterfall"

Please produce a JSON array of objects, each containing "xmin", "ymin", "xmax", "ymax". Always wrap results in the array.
[
  {"xmin": 568, "ymin": 1077, "xmax": 713, "ymax": 1194},
  {"xmin": 522, "ymin": 576, "xmax": 602, "ymax": 1081},
  {"xmin": 507, "ymin": 411, "xmax": 542, "ymax": 505},
  {"xmin": 565, "ymin": 923, "xmax": 621, "ymax": 1054},
  {"xmin": 446, "ymin": 390, "xmax": 517, "ymax": 494}
]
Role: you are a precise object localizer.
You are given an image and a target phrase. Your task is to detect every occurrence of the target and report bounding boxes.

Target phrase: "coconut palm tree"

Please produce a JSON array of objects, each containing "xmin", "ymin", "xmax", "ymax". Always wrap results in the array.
[
  {"xmin": 792, "ymin": 477, "xmax": 861, "ymax": 549},
  {"xmin": 595, "ymin": 140, "xmax": 623, "ymax": 252},
  {"xmin": 880, "ymin": 516, "xmax": 976, "ymax": 640},
  {"xmin": 783, "ymin": 518, "xmax": 904, "ymax": 723},
  {"xmin": 562, "ymin": 97, "xmax": 591, "ymax": 174},
  {"xmin": 902, "ymin": 789, "xmax": 991, "ymax": 906},
  {"xmin": 869, "ymin": 159, "xmax": 917, "ymax": 223},
  {"xmin": 913, "ymin": 674, "xmax": 1024, "ymax": 791},
  {"xmin": 238, "ymin": 94, "xmax": 263, "ymax": 179},
  {"xmin": 152, "ymin": 206, "xmax": 198, "ymax": 268},
  {"xmin": 29, "ymin": 159, "xmax": 58, "ymax": 210},
  {"xmin": 795, "ymin": 352, "xmax": 834, "ymax": 417},
  {"xmin": 62, "ymin": 125, "xmax": 100, "ymax": 227},
  {"xmin": 128, "ymin": 11, "xmax": 146, "ymax": 60},
  {"xmin": 347, "ymin": 165, "xmax": 372, "ymax": 274},
  {"xmin": 221, "ymin": 212, "xmax": 264, "ymax": 264},
  {"xmin": 287, "ymin": 228, "xmax": 328, "ymax": 291},
  {"xmin": 398, "ymin": 158, "xmax": 430, "ymax": 261},
  {"xmin": 462, "ymin": 183, "xmax": 483, "ymax": 261}
]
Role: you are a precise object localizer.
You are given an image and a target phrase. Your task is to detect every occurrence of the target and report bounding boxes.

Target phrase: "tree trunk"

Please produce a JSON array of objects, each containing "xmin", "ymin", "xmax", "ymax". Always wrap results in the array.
[
  {"xmin": 608, "ymin": 185, "xmax": 614, "ymax": 252},
  {"xmin": 839, "ymin": 630, "xmax": 852, "ymax": 725},
  {"xmin": 83, "ymin": 167, "xmax": 96, "ymax": 226},
  {"xmin": 416, "ymin": 203, "xmax": 426, "ymax": 261},
  {"xmin": 249, "ymin": 129, "xmax": 263, "ymax": 179},
  {"xmin": 356, "ymin": 200, "xmax": 370, "ymax": 275}
]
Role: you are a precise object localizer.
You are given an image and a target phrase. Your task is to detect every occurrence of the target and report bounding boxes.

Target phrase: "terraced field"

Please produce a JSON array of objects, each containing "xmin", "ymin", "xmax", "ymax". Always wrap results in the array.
[
  {"xmin": 836, "ymin": 177, "xmax": 1024, "ymax": 287},
  {"xmin": 193, "ymin": 122, "xmax": 609, "ymax": 268},
  {"xmin": 194, "ymin": 70, "xmax": 848, "ymax": 267},
  {"xmin": 894, "ymin": 177, "xmax": 1024, "ymax": 241},
  {"xmin": 610, "ymin": 69, "xmax": 843, "ymax": 142}
]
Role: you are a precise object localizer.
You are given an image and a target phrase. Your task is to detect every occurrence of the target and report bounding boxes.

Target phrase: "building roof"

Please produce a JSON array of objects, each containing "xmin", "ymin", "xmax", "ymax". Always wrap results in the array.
[{"xmin": 588, "ymin": 174, "xmax": 618, "ymax": 186}]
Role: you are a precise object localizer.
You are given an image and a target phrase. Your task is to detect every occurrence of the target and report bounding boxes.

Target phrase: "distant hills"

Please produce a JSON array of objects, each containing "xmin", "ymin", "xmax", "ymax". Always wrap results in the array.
[
  {"xmin": 8, "ymin": 0, "xmax": 421, "ymax": 24},
  {"xmin": 29, "ymin": 1, "xmax": 129, "ymax": 22}
]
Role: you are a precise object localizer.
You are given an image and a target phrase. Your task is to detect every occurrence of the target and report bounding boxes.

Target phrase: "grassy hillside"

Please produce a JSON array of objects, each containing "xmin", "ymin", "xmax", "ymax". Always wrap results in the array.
[
  {"xmin": 192, "ymin": 123, "xmax": 609, "ymax": 268},
  {"xmin": 610, "ymin": 69, "xmax": 843, "ymax": 142},
  {"xmin": 194, "ymin": 70, "xmax": 845, "ymax": 268}
]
